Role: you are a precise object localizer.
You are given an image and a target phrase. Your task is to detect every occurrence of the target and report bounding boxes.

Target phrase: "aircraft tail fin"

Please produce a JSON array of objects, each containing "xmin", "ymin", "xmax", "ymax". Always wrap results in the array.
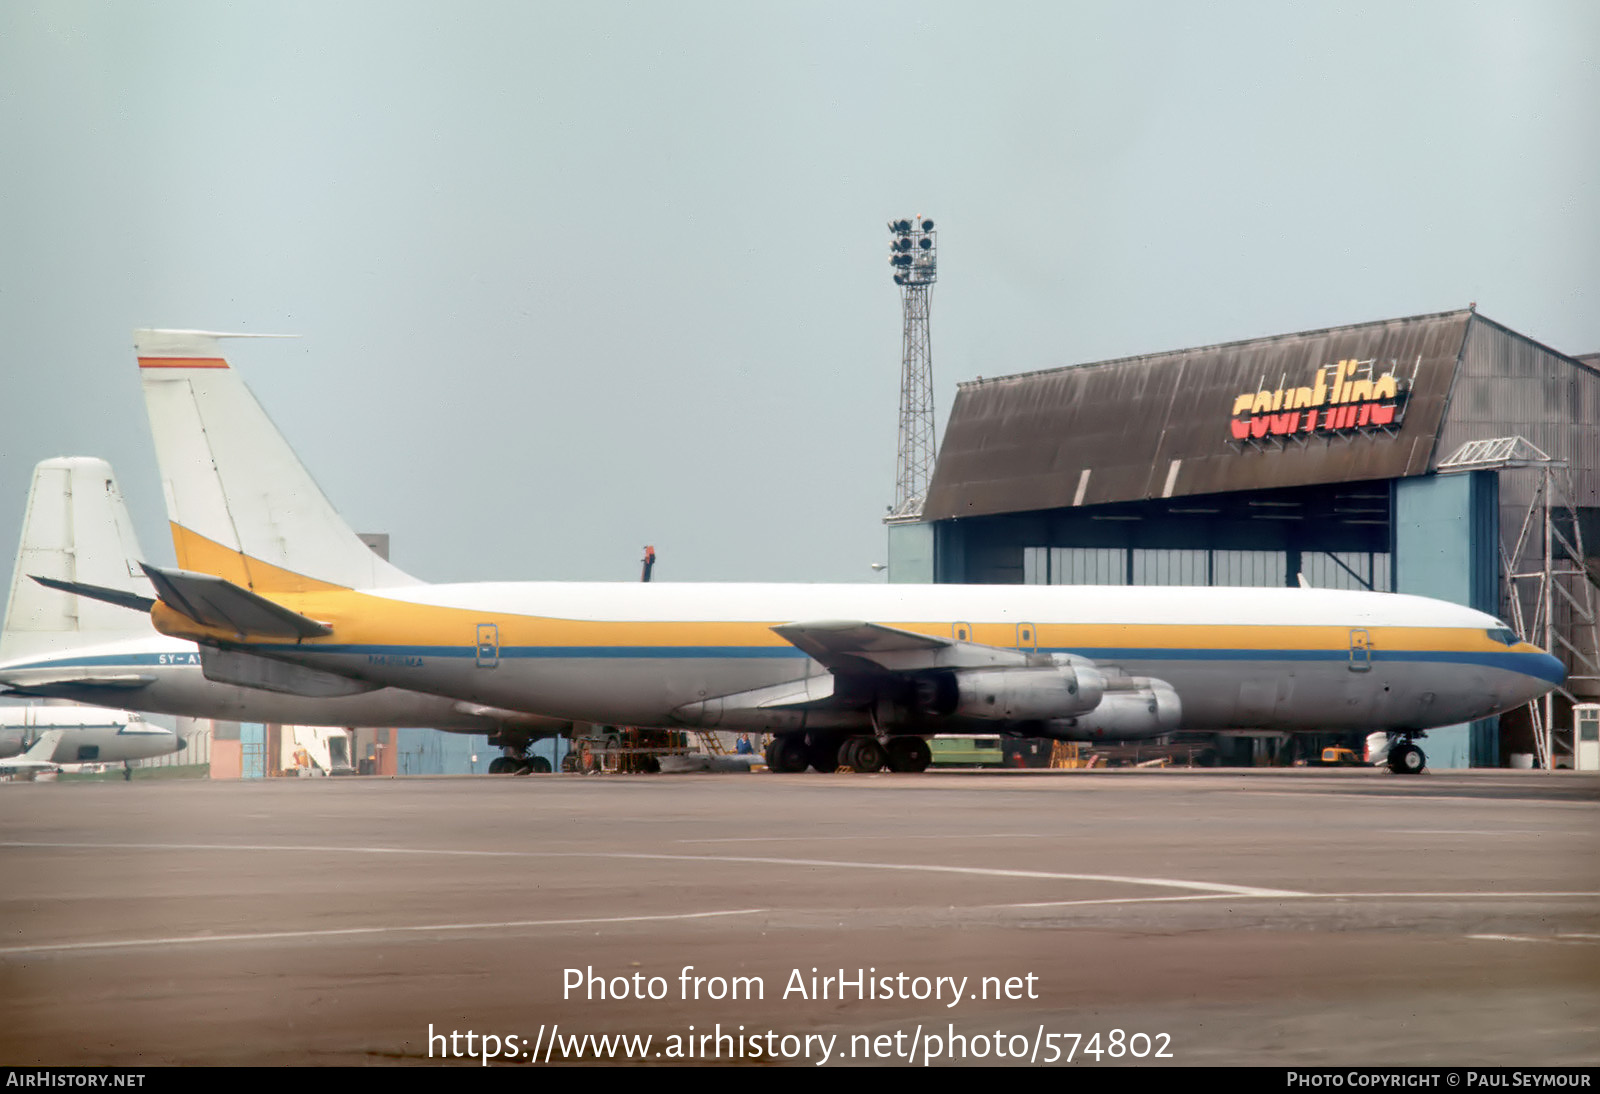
[
  {"xmin": 1, "ymin": 458, "xmax": 158, "ymax": 661},
  {"xmin": 136, "ymin": 329, "xmax": 420, "ymax": 593},
  {"xmin": 15, "ymin": 729, "xmax": 66, "ymax": 768}
]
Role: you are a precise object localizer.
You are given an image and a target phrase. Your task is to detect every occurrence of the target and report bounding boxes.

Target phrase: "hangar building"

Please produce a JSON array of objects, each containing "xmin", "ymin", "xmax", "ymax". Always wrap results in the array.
[{"xmin": 887, "ymin": 308, "xmax": 1600, "ymax": 767}]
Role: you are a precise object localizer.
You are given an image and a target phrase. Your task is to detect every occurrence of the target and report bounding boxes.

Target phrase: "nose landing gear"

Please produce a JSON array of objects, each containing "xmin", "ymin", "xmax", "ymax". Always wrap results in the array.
[{"xmin": 1384, "ymin": 734, "xmax": 1427, "ymax": 775}]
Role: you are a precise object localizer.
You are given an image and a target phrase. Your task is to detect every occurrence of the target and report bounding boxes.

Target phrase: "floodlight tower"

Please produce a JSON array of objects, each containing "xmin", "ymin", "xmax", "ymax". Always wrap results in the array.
[{"xmin": 887, "ymin": 216, "xmax": 937, "ymax": 520}]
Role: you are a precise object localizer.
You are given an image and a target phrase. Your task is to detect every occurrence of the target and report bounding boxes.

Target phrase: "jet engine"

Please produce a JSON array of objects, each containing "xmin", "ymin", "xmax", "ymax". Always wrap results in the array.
[
  {"xmin": 917, "ymin": 663, "xmax": 1107, "ymax": 721},
  {"xmin": 1043, "ymin": 678, "xmax": 1182, "ymax": 741}
]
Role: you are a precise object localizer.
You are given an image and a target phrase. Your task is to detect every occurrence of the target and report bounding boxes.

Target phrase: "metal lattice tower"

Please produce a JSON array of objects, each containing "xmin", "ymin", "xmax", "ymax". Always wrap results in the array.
[
  {"xmin": 1438, "ymin": 437, "xmax": 1600, "ymax": 769},
  {"xmin": 887, "ymin": 216, "xmax": 937, "ymax": 520}
]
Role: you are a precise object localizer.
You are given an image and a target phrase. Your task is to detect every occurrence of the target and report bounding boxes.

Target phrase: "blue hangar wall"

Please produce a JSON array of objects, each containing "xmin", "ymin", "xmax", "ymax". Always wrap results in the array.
[
  {"xmin": 1393, "ymin": 471, "xmax": 1500, "ymax": 767},
  {"xmin": 395, "ymin": 730, "xmax": 567, "ymax": 775}
]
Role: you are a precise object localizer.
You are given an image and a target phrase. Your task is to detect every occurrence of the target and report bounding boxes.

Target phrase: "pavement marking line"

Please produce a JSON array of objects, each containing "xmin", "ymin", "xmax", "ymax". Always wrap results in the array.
[
  {"xmin": 1237, "ymin": 790, "xmax": 1600, "ymax": 809},
  {"xmin": 0, "ymin": 840, "xmax": 1303, "ymax": 897},
  {"xmin": 0, "ymin": 908, "xmax": 769, "ymax": 957},
  {"xmin": 618, "ymin": 852, "xmax": 1306, "ymax": 896},
  {"xmin": 1467, "ymin": 934, "xmax": 1599, "ymax": 945},
  {"xmin": 995, "ymin": 890, "xmax": 1600, "ymax": 909},
  {"xmin": 1316, "ymin": 890, "xmax": 1600, "ymax": 898},
  {"xmin": 675, "ymin": 833, "xmax": 1050, "ymax": 843},
  {"xmin": 994, "ymin": 894, "xmax": 1251, "ymax": 910}
]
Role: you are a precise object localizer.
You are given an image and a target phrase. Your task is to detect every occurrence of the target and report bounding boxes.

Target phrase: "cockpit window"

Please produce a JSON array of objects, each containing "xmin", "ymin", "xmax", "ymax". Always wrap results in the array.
[{"xmin": 1486, "ymin": 627, "xmax": 1519, "ymax": 646}]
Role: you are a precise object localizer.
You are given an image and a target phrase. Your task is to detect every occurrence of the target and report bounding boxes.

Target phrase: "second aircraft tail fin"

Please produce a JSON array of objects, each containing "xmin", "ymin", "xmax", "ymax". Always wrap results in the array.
[
  {"xmin": 1, "ymin": 458, "xmax": 157, "ymax": 661},
  {"xmin": 136, "ymin": 330, "xmax": 420, "ymax": 593}
]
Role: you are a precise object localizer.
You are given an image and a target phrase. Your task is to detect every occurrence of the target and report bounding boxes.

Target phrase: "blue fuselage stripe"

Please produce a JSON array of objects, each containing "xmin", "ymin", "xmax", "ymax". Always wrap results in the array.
[
  {"xmin": 222, "ymin": 643, "xmax": 1561, "ymax": 682},
  {"xmin": 4, "ymin": 653, "xmax": 199, "ymax": 670},
  {"xmin": 7, "ymin": 646, "xmax": 1563, "ymax": 685}
]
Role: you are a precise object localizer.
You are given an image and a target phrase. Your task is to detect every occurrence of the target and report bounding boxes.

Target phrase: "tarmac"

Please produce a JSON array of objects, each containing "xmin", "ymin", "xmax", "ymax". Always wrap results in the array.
[{"xmin": 1, "ymin": 767, "xmax": 1596, "ymax": 1067}]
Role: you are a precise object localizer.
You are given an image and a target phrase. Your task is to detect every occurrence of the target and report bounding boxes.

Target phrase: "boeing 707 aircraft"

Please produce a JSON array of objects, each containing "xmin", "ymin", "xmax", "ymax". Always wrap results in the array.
[{"xmin": 68, "ymin": 331, "xmax": 1568, "ymax": 776}]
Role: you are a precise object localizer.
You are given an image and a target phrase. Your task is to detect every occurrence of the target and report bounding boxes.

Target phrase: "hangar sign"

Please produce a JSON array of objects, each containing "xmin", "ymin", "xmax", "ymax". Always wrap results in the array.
[{"xmin": 1228, "ymin": 358, "xmax": 1416, "ymax": 443}]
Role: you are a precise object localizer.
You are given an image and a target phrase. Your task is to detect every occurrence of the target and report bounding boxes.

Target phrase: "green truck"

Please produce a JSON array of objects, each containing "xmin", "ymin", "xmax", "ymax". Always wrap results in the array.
[{"xmin": 928, "ymin": 735, "xmax": 1005, "ymax": 768}]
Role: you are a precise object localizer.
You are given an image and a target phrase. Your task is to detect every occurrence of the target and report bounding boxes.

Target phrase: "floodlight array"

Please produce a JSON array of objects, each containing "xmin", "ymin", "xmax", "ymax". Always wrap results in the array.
[{"xmin": 887, "ymin": 216, "xmax": 937, "ymax": 286}]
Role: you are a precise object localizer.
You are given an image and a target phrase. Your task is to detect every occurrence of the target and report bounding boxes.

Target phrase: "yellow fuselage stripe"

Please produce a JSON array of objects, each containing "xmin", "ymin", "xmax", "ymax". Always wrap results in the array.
[{"xmin": 151, "ymin": 586, "xmax": 1518, "ymax": 659}]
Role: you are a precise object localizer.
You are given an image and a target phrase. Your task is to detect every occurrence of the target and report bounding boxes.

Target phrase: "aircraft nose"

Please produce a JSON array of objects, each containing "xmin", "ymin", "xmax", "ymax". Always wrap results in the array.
[
  {"xmin": 1538, "ymin": 649, "xmax": 1564, "ymax": 683},
  {"xmin": 174, "ymin": 737, "xmax": 188, "ymax": 750},
  {"xmin": 1521, "ymin": 648, "xmax": 1566, "ymax": 694}
]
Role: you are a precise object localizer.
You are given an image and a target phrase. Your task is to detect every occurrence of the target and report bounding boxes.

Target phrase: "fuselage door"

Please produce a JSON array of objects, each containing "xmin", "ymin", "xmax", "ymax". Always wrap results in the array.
[
  {"xmin": 1348, "ymin": 628, "xmax": 1373, "ymax": 672},
  {"xmin": 1017, "ymin": 623, "xmax": 1037, "ymax": 650},
  {"xmin": 953, "ymin": 621, "xmax": 973, "ymax": 643},
  {"xmin": 476, "ymin": 623, "xmax": 500, "ymax": 669}
]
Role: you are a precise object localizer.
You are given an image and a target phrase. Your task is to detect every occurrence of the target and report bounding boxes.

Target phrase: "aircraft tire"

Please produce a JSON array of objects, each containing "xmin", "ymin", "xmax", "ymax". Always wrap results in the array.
[
  {"xmin": 806, "ymin": 731, "xmax": 843, "ymax": 773},
  {"xmin": 886, "ymin": 735, "xmax": 932, "ymax": 773},
  {"xmin": 767, "ymin": 734, "xmax": 810, "ymax": 774},
  {"xmin": 1389, "ymin": 743, "xmax": 1425, "ymax": 775},
  {"xmin": 845, "ymin": 736, "xmax": 887, "ymax": 773},
  {"xmin": 488, "ymin": 757, "xmax": 514, "ymax": 775},
  {"xmin": 528, "ymin": 756, "xmax": 552, "ymax": 774}
]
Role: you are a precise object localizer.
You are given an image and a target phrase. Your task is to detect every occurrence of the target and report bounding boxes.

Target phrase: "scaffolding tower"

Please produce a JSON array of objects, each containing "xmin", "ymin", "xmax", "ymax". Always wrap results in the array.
[
  {"xmin": 887, "ymin": 216, "xmax": 938, "ymax": 520},
  {"xmin": 1438, "ymin": 437, "xmax": 1600, "ymax": 768}
]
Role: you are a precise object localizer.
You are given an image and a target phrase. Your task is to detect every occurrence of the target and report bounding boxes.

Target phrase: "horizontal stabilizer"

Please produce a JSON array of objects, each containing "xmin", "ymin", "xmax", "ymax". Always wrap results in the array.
[
  {"xmin": 772, "ymin": 620, "xmax": 1034, "ymax": 674},
  {"xmin": 201, "ymin": 647, "xmax": 377, "ymax": 697},
  {"xmin": 30, "ymin": 575, "xmax": 156, "ymax": 614},
  {"xmin": 140, "ymin": 564, "xmax": 331, "ymax": 639}
]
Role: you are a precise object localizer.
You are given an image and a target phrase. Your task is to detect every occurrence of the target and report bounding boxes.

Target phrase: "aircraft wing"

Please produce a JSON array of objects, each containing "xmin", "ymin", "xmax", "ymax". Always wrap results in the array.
[
  {"xmin": 2, "ymin": 673, "xmax": 157, "ymax": 694},
  {"xmin": 771, "ymin": 620, "xmax": 1036, "ymax": 674},
  {"xmin": 200, "ymin": 647, "xmax": 376, "ymax": 696},
  {"xmin": 139, "ymin": 564, "xmax": 331, "ymax": 639},
  {"xmin": 451, "ymin": 703, "xmax": 575, "ymax": 734}
]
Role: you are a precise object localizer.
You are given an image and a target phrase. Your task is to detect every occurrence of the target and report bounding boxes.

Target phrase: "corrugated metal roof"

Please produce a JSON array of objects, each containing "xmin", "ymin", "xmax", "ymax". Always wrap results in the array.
[
  {"xmin": 925, "ymin": 310, "xmax": 1473, "ymax": 521},
  {"xmin": 1439, "ymin": 314, "xmax": 1600, "ymax": 508}
]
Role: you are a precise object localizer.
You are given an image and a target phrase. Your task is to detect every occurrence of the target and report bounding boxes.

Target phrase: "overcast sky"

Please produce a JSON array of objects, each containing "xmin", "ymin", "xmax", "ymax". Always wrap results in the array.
[{"xmin": 2, "ymin": 1, "xmax": 1596, "ymax": 586}]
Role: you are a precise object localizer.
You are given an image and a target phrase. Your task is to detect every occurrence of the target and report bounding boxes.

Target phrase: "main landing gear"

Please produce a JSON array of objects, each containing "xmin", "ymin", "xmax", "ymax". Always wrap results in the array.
[
  {"xmin": 486, "ymin": 730, "xmax": 554, "ymax": 775},
  {"xmin": 488, "ymin": 752, "xmax": 552, "ymax": 775},
  {"xmin": 764, "ymin": 732, "xmax": 932, "ymax": 774}
]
